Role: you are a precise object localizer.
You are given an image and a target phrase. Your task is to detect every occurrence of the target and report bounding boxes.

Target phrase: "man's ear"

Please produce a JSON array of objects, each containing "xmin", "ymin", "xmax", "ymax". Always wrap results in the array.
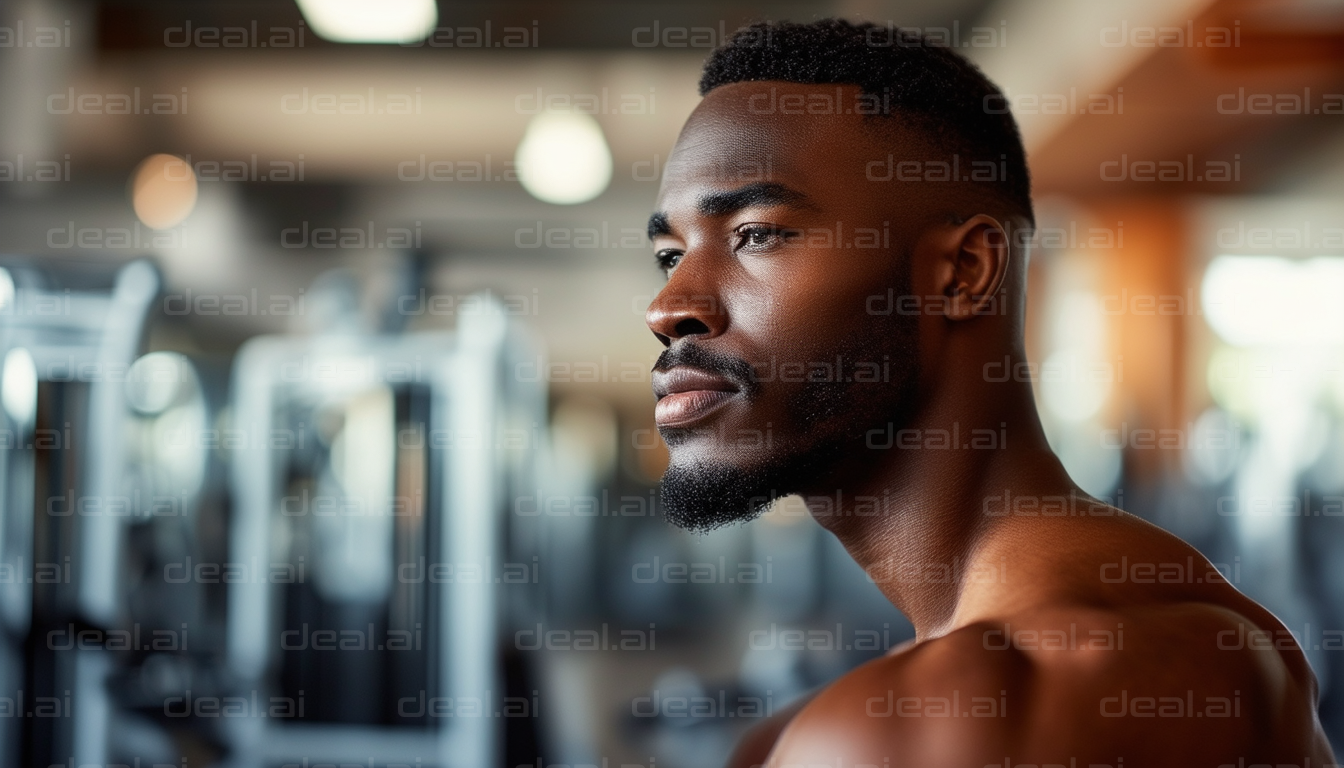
[{"xmin": 934, "ymin": 214, "xmax": 1010, "ymax": 321}]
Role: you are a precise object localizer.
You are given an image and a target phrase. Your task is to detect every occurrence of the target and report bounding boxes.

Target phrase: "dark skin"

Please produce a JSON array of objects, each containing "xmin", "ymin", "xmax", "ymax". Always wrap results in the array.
[{"xmin": 645, "ymin": 82, "xmax": 1334, "ymax": 767}]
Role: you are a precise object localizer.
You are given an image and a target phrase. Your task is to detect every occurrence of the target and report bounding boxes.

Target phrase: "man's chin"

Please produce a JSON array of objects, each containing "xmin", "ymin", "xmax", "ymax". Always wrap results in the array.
[
  {"xmin": 657, "ymin": 417, "xmax": 860, "ymax": 532},
  {"xmin": 658, "ymin": 459, "xmax": 785, "ymax": 533},
  {"xmin": 656, "ymin": 421, "xmax": 740, "ymax": 449}
]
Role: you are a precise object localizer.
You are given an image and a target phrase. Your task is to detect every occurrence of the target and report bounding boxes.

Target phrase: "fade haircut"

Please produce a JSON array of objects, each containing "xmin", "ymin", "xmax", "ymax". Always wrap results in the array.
[{"xmin": 699, "ymin": 18, "xmax": 1034, "ymax": 224}]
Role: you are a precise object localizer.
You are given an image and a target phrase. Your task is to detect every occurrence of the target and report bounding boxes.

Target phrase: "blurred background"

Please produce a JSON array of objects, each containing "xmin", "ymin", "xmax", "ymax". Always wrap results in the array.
[{"xmin": 0, "ymin": 0, "xmax": 1342, "ymax": 765}]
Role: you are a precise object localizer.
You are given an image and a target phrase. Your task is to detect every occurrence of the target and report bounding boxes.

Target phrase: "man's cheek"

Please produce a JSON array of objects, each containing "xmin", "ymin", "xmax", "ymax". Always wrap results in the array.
[
  {"xmin": 744, "ymin": 346, "xmax": 821, "ymax": 385},
  {"xmin": 774, "ymin": 283, "xmax": 875, "ymax": 337}
]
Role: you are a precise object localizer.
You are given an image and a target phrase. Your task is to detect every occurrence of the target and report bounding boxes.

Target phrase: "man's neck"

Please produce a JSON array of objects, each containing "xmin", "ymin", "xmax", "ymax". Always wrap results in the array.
[{"xmin": 801, "ymin": 378, "xmax": 1080, "ymax": 641}]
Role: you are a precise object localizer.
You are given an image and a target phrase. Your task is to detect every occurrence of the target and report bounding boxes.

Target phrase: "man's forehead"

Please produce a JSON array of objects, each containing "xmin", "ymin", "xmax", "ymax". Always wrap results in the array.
[
  {"xmin": 666, "ymin": 84, "xmax": 859, "ymax": 166},
  {"xmin": 657, "ymin": 145, "xmax": 803, "ymax": 208},
  {"xmin": 657, "ymin": 83, "xmax": 880, "ymax": 210},
  {"xmin": 661, "ymin": 117, "xmax": 799, "ymax": 184}
]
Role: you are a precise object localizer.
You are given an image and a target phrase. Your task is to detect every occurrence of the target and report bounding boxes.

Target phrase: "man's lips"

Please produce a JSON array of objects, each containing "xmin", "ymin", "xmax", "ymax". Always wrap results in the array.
[{"xmin": 652, "ymin": 367, "xmax": 741, "ymax": 427}]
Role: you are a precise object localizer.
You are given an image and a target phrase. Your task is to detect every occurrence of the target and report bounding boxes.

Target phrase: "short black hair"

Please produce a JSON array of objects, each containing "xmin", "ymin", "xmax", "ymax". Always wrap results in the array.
[{"xmin": 699, "ymin": 19, "xmax": 1033, "ymax": 224}]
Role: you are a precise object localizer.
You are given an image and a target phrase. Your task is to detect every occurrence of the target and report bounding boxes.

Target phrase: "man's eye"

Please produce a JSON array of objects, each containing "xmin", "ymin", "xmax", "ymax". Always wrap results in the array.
[
  {"xmin": 735, "ymin": 225, "xmax": 789, "ymax": 250},
  {"xmin": 655, "ymin": 249, "xmax": 683, "ymax": 271}
]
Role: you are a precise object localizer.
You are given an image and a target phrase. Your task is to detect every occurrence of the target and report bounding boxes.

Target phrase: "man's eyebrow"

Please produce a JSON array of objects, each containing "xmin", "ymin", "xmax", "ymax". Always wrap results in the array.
[
  {"xmin": 646, "ymin": 183, "xmax": 813, "ymax": 241},
  {"xmin": 647, "ymin": 212, "xmax": 671, "ymax": 240},
  {"xmin": 696, "ymin": 182, "xmax": 814, "ymax": 217}
]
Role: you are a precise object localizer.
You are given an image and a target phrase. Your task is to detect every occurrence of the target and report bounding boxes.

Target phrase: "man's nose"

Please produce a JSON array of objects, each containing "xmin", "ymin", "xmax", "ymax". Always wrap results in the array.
[{"xmin": 645, "ymin": 262, "xmax": 726, "ymax": 348}]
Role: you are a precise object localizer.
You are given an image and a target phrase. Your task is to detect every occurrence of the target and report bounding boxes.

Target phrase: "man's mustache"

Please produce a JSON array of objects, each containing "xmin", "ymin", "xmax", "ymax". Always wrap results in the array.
[{"xmin": 652, "ymin": 343, "xmax": 762, "ymax": 397}]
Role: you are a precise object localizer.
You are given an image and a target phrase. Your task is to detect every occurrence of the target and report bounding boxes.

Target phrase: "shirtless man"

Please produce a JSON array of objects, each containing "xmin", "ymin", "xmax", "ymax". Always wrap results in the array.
[{"xmin": 643, "ymin": 19, "xmax": 1335, "ymax": 768}]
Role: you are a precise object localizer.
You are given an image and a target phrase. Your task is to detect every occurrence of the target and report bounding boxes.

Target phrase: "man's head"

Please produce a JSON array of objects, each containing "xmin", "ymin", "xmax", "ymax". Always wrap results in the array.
[{"xmin": 647, "ymin": 19, "xmax": 1033, "ymax": 532}]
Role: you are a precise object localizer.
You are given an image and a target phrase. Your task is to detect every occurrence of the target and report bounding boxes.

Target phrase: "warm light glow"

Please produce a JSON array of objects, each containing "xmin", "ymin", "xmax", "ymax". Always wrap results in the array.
[
  {"xmin": 295, "ymin": 0, "xmax": 437, "ymax": 44},
  {"xmin": 515, "ymin": 111, "xmax": 613, "ymax": 205},
  {"xmin": 131, "ymin": 154, "xmax": 198, "ymax": 230},
  {"xmin": 1202, "ymin": 255, "xmax": 1344, "ymax": 347}
]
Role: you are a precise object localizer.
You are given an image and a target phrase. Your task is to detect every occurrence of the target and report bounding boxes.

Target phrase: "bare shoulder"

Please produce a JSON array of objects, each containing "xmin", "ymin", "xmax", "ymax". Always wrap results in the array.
[{"xmin": 767, "ymin": 602, "xmax": 1333, "ymax": 767}]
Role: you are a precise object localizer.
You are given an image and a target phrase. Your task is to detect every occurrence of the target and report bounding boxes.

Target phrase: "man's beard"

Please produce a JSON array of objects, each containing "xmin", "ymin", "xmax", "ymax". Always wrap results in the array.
[
  {"xmin": 660, "ymin": 444, "xmax": 840, "ymax": 533},
  {"xmin": 657, "ymin": 261, "xmax": 920, "ymax": 534}
]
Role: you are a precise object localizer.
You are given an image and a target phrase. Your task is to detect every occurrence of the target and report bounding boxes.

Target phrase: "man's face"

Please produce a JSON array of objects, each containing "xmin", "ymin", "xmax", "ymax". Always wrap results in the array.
[{"xmin": 646, "ymin": 82, "xmax": 931, "ymax": 531}]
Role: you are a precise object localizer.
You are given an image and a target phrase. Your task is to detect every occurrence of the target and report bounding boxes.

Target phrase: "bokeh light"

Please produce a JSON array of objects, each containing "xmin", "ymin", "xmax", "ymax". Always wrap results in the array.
[
  {"xmin": 515, "ymin": 111, "xmax": 614, "ymax": 205},
  {"xmin": 131, "ymin": 153, "xmax": 198, "ymax": 230}
]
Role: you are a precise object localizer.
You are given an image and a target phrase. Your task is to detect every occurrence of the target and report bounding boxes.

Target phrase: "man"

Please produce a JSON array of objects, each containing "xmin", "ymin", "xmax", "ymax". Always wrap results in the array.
[{"xmin": 643, "ymin": 19, "xmax": 1334, "ymax": 768}]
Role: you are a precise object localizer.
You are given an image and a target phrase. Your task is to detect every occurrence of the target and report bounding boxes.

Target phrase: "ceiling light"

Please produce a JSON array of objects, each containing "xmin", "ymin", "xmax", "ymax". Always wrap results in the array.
[
  {"xmin": 515, "ymin": 111, "xmax": 613, "ymax": 206},
  {"xmin": 295, "ymin": 0, "xmax": 437, "ymax": 44}
]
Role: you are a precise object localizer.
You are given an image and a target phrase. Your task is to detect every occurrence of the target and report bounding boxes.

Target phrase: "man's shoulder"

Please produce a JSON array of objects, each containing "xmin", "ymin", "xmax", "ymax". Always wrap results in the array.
[{"xmin": 770, "ymin": 601, "xmax": 1327, "ymax": 767}]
